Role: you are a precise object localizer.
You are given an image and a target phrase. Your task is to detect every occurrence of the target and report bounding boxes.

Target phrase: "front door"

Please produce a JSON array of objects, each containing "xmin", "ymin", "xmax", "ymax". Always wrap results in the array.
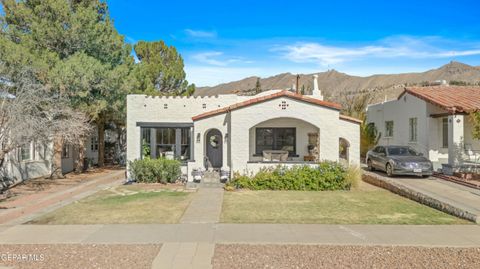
[{"xmin": 205, "ymin": 129, "xmax": 223, "ymax": 168}]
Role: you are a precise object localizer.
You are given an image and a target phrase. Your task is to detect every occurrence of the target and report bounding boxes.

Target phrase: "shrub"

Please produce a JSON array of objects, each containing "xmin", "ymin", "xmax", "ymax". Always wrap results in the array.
[
  {"xmin": 128, "ymin": 158, "xmax": 181, "ymax": 184},
  {"xmin": 227, "ymin": 162, "xmax": 352, "ymax": 191},
  {"xmin": 345, "ymin": 165, "xmax": 362, "ymax": 189}
]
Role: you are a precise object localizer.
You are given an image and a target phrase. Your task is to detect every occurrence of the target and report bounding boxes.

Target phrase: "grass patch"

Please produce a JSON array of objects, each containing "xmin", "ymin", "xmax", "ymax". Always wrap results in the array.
[
  {"xmin": 221, "ymin": 182, "xmax": 469, "ymax": 224},
  {"xmin": 28, "ymin": 186, "xmax": 193, "ymax": 224}
]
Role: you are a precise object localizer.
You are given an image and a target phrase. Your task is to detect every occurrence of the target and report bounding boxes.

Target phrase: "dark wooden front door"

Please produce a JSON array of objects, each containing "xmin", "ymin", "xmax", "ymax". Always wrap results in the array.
[{"xmin": 206, "ymin": 129, "xmax": 223, "ymax": 168}]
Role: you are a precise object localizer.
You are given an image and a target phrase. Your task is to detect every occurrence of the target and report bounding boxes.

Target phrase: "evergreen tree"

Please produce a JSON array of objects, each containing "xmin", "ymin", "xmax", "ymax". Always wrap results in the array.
[
  {"xmin": 254, "ymin": 77, "xmax": 261, "ymax": 94},
  {"xmin": 133, "ymin": 41, "xmax": 195, "ymax": 96},
  {"xmin": 1, "ymin": 0, "xmax": 133, "ymax": 173}
]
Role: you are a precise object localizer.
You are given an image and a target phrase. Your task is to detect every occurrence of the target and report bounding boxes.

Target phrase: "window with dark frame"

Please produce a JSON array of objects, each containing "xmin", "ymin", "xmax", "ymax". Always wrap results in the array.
[
  {"xmin": 62, "ymin": 144, "xmax": 70, "ymax": 158},
  {"xmin": 385, "ymin": 121, "xmax": 394, "ymax": 137},
  {"xmin": 409, "ymin": 118, "xmax": 417, "ymax": 142},
  {"xmin": 141, "ymin": 128, "xmax": 151, "ymax": 144},
  {"xmin": 91, "ymin": 136, "xmax": 99, "ymax": 151},
  {"xmin": 255, "ymin": 128, "xmax": 296, "ymax": 155},
  {"xmin": 442, "ymin": 118, "xmax": 449, "ymax": 148}
]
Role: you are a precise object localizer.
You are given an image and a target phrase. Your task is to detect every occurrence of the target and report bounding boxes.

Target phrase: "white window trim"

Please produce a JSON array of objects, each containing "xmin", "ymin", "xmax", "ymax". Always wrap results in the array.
[{"xmin": 19, "ymin": 142, "xmax": 33, "ymax": 162}]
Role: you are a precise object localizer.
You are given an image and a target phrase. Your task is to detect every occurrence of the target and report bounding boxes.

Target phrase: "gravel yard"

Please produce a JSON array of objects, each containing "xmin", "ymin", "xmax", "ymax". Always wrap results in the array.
[
  {"xmin": 213, "ymin": 244, "xmax": 480, "ymax": 269},
  {"xmin": 0, "ymin": 244, "xmax": 161, "ymax": 269}
]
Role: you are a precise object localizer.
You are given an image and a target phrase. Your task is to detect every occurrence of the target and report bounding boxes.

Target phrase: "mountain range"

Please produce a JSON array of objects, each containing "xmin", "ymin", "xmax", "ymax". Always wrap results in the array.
[{"xmin": 195, "ymin": 61, "xmax": 480, "ymax": 102}]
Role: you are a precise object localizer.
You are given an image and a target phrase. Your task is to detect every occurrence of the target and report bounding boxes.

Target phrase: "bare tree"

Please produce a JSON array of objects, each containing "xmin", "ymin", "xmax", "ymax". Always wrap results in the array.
[
  {"xmin": 0, "ymin": 70, "xmax": 92, "ymax": 178},
  {"xmin": 338, "ymin": 91, "xmax": 377, "ymax": 120}
]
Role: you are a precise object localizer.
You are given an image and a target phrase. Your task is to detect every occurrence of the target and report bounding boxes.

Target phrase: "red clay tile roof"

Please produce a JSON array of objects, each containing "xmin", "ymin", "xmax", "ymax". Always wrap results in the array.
[
  {"xmin": 192, "ymin": 90, "xmax": 343, "ymax": 121},
  {"xmin": 339, "ymin": 115, "xmax": 362, "ymax": 124},
  {"xmin": 400, "ymin": 86, "xmax": 480, "ymax": 113}
]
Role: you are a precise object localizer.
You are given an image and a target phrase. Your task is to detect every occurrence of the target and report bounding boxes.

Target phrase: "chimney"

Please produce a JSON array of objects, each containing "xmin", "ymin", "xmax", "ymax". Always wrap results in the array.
[{"xmin": 311, "ymin": 74, "xmax": 323, "ymax": 100}]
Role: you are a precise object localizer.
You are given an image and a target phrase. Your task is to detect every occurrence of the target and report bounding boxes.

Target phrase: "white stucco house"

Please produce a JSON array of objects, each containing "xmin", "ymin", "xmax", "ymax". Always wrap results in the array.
[
  {"xmin": 366, "ymin": 85, "xmax": 480, "ymax": 173},
  {"xmin": 1, "ymin": 133, "xmax": 101, "ymax": 189},
  {"xmin": 126, "ymin": 75, "xmax": 361, "ymax": 182}
]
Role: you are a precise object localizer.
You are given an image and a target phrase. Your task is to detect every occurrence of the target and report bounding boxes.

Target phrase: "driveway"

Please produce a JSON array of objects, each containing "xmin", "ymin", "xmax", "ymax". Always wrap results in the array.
[{"xmin": 366, "ymin": 170, "xmax": 480, "ymax": 217}]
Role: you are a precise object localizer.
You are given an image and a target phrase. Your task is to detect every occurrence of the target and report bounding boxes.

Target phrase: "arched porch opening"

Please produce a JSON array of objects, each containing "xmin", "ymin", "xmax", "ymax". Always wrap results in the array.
[
  {"xmin": 339, "ymin": 137, "xmax": 350, "ymax": 163},
  {"xmin": 248, "ymin": 117, "xmax": 320, "ymax": 163}
]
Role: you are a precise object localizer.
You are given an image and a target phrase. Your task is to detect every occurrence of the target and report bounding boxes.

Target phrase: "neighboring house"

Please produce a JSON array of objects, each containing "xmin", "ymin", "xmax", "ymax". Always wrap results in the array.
[
  {"xmin": 60, "ymin": 128, "xmax": 100, "ymax": 174},
  {"xmin": 126, "ymin": 75, "xmax": 361, "ymax": 182},
  {"xmin": 366, "ymin": 85, "xmax": 480, "ymax": 173},
  {"xmin": 1, "ymin": 133, "xmax": 100, "ymax": 185}
]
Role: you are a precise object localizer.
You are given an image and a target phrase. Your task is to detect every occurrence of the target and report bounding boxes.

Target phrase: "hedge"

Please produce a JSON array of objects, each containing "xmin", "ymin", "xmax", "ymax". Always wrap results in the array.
[
  {"xmin": 128, "ymin": 158, "xmax": 181, "ymax": 184},
  {"xmin": 227, "ymin": 162, "xmax": 351, "ymax": 191}
]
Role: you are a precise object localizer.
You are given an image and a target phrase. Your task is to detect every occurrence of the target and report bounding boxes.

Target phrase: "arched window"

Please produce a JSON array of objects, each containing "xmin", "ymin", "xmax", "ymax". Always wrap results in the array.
[{"xmin": 339, "ymin": 138, "xmax": 350, "ymax": 162}]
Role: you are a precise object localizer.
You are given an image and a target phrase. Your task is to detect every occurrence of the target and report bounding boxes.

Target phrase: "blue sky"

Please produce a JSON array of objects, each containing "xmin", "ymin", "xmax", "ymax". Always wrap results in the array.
[{"xmin": 5, "ymin": 1, "xmax": 480, "ymax": 86}]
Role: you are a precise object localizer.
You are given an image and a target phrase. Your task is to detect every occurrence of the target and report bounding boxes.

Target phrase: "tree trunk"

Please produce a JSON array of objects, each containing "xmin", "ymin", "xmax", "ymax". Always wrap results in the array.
[
  {"xmin": 97, "ymin": 118, "xmax": 105, "ymax": 167},
  {"xmin": 51, "ymin": 136, "xmax": 65, "ymax": 179},
  {"xmin": 74, "ymin": 137, "xmax": 86, "ymax": 173}
]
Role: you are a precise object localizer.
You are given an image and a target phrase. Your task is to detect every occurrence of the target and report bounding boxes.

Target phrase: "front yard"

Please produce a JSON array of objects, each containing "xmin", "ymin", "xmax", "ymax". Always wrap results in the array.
[
  {"xmin": 221, "ymin": 182, "xmax": 468, "ymax": 224},
  {"xmin": 28, "ymin": 185, "xmax": 193, "ymax": 224}
]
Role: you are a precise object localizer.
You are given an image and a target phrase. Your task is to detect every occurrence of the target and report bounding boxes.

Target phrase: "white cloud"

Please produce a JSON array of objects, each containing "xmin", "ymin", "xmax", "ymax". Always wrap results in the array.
[
  {"xmin": 277, "ymin": 36, "xmax": 480, "ymax": 66},
  {"xmin": 191, "ymin": 51, "xmax": 253, "ymax": 66},
  {"xmin": 185, "ymin": 29, "xmax": 217, "ymax": 38},
  {"xmin": 192, "ymin": 51, "xmax": 226, "ymax": 66}
]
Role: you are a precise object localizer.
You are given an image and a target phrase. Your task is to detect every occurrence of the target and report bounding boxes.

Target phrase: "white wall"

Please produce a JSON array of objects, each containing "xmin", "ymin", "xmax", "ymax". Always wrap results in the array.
[
  {"xmin": 126, "ymin": 94, "xmax": 249, "ymax": 165},
  {"xmin": 127, "ymin": 92, "xmax": 361, "ymax": 180},
  {"xmin": 191, "ymin": 113, "xmax": 230, "ymax": 172},
  {"xmin": 365, "ymin": 93, "xmax": 480, "ymax": 169},
  {"xmin": 367, "ymin": 93, "xmax": 429, "ymax": 149},
  {"xmin": 227, "ymin": 97, "xmax": 351, "ymax": 174},
  {"xmin": 338, "ymin": 118, "xmax": 361, "ymax": 165},
  {"xmin": 1, "ymin": 141, "xmax": 53, "ymax": 184}
]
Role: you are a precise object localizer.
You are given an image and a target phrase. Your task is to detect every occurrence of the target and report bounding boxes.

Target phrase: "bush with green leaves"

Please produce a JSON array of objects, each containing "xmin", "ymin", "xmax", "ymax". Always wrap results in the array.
[
  {"xmin": 228, "ymin": 162, "xmax": 351, "ymax": 191},
  {"xmin": 128, "ymin": 158, "xmax": 181, "ymax": 184}
]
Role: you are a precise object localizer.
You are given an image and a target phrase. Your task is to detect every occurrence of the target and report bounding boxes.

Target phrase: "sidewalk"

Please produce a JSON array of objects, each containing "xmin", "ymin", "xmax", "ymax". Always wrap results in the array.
[
  {"xmin": 0, "ymin": 168, "xmax": 125, "ymax": 225},
  {"xmin": 1, "ymin": 223, "xmax": 480, "ymax": 247},
  {"xmin": 156, "ymin": 187, "xmax": 224, "ymax": 268}
]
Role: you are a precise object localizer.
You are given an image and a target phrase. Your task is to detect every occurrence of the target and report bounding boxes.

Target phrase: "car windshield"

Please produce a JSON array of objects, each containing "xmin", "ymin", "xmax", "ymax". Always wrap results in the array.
[{"xmin": 387, "ymin": 147, "xmax": 418, "ymax": 156}]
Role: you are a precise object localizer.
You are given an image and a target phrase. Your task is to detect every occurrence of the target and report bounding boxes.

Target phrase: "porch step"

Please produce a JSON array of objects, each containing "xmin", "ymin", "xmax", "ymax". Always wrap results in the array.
[
  {"xmin": 186, "ymin": 182, "xmax": 225, "ymax": 189},
  {"xmin": 203, "ymin": 171, "xmax": 220, "ymax": 183}
]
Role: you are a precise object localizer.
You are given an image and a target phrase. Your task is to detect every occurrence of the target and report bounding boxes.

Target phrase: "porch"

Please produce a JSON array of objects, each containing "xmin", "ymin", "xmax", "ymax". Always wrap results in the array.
[
  {"xmin": 245, "ymin": 117, "xmax": 352, "ymax": 169},
  {"xmin": 425, "ymin": 114, "xmax": 480, "ymax": 174}
]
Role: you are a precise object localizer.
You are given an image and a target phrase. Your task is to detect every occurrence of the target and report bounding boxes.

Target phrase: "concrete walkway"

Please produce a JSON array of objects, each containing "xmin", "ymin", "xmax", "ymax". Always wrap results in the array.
[
  {"xmin": 180, "ymin": 188, "xmax": 224, "ymax": 224},
  {"xmin": 0, "ymin": 169, "xmax": 125, "ymax": 225},
  {"xmin": 153, "ymin": 187, "xmax": 224, "ymax": 268},
  {"xmin": 394, "ymin": 176, "xmax": 480, "ymax": 216},
  {"xmin": 363, "ymin": 170, "xmax": 480, "ymax": 223},
  {"xmin": 1, "ymin": 223, "xmax": 480, "ymax": 247}
]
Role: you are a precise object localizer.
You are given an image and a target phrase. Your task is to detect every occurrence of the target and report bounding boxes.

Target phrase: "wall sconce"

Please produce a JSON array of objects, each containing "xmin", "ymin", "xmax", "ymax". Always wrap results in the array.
[
  {"xmin": 196, "ymin": 133, "xmax": 200, "ymax": 143},
  {"xmin": 224, "ymin": 133, "xmax": 229, "ymax": 142}
]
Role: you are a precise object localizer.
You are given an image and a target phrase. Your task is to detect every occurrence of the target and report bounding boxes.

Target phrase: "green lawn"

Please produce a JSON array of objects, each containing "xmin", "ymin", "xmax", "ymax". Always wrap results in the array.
[
  {"xmin": 221, "ymin": 183, "xmax": 469, "ymax": 224},
  {"xmin": 28, "ymin": 185, "xmax": 193, "ymax": 224}
]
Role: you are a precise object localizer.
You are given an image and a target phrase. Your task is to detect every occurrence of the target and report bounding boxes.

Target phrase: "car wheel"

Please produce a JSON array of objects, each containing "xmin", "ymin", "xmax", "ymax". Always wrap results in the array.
[
  {"xmin": 367, "ymin": 159, "xmax": 375, "ymax": 171},
  {"xmin": 386, "ymin": 163, "xmax": 394, "ymax": 177},
  {"xmin": 422, "ymin": 175, "xmax": 429, "ymax": 178}
]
